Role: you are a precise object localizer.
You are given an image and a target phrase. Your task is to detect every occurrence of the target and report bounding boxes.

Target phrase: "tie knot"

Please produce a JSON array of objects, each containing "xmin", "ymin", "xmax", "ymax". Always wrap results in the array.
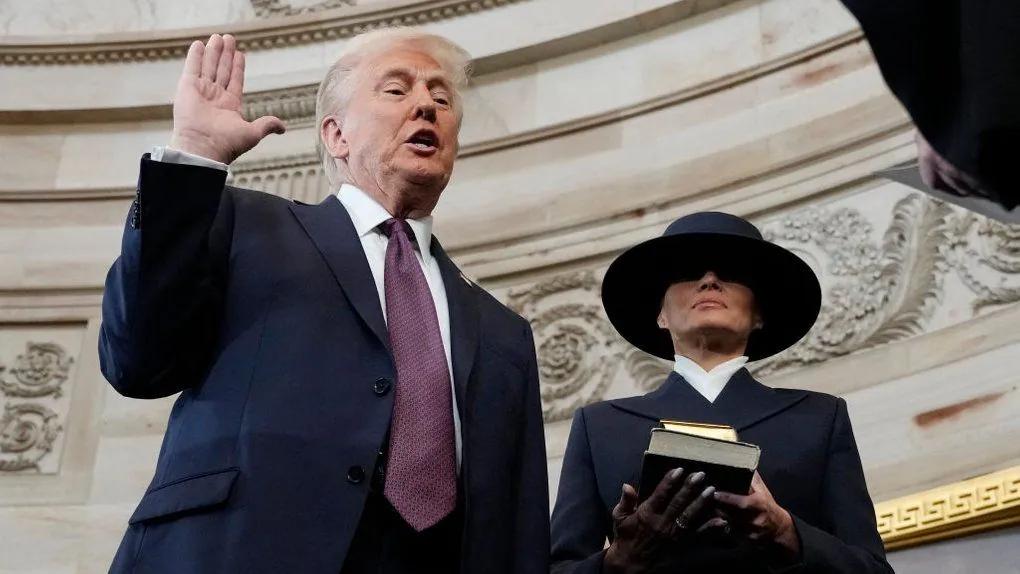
[{"xmin": 381, "ymin": 218, "xmax": 415, "ymax": 243}]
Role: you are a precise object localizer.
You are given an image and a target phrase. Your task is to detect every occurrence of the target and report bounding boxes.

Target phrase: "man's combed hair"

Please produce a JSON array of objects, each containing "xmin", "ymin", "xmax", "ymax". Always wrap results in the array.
[{"xmin": 315, "ymin": 28, "xmax": 473, "ymax": 187}]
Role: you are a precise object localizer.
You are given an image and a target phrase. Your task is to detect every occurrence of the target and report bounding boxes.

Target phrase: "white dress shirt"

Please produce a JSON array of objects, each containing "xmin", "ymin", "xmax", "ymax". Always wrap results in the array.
[
  {"xmin": 152, "ymin": 146, "xmax": 462, "ymax": 468},
  {"xmin": 672, "ymin": 354, "xmax": 749, "ymax": 403}
]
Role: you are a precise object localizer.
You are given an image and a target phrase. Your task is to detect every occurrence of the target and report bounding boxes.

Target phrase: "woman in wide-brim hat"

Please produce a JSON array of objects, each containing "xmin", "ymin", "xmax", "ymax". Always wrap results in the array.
[{"xmin": 550, "ymin": 212, "xmax": 892, "ymax": 574}]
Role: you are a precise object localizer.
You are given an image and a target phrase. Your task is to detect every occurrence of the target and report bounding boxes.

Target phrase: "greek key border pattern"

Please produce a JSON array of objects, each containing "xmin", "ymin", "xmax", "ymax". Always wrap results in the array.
[{"xmin": 875, "ymin": 466, "xmax": 1020, "ymax": 550}]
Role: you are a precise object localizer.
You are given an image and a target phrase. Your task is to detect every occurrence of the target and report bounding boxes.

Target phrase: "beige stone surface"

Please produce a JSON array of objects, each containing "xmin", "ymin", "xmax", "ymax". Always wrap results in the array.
[{"xmin": 2, "ymin": 0, "xmax": 1019, "ymax": 572}]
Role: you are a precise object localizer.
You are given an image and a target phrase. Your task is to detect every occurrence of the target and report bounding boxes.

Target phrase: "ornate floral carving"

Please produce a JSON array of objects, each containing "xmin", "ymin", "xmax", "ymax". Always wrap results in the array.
[
  {"xmin": 751, "ymin": 194, "xmax": 956, "ymax": 377},
  {"xmin": 623, "ymin": 348, "xmax": 672, "ymax": 392},
  {"xmin": 0, "ymin": 342, "xmax": 73, "ymax": 399},
  {"xmin": 0, "ymin": 403, "xmax": 62, "ymax": 472},
  {"xmin": 950, "ymin": 215, "xmax": 1020, "ymax": 311},
  {"xmin": 508, "ymin": 271, "xmax": 625, "ymax": 422},
  {"xmin": 251, "ymin": 0, "xmax": 356, "ymax": 19}
]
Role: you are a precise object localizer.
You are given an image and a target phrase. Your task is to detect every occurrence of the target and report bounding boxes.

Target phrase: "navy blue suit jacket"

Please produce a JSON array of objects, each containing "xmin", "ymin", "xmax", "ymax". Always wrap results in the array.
[
  {"xmin": 100, "ymin": 156, "xmax": 549, "ymax": 573},
  {"xmin": 551, "ymin": 370, "xmax": 892, "ymax": 574}
]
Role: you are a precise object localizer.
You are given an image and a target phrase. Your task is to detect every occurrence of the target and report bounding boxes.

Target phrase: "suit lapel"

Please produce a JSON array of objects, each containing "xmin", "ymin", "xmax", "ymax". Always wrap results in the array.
[
  {"xmin": 289, "ymin": 196, "xmax": 391, "ymax": 354},
  {"xmin": 610, "ymin": 369, "xmax": 808, "ymax": 433},
  {"xmin": 432, "ymin": 238, "xmax": 479, "ymax": 419}
]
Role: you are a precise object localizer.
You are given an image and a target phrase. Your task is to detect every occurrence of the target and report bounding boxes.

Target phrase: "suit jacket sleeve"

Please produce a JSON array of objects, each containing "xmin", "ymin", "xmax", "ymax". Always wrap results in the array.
[
  {"xmin": 780, "ymin": 398, "xmax": 892, "ymax": 574},
  {"xmin": 512, "ymin": 323, "xmax": 552, "ymax": 574},
  {"xmin": 98, "ymin": 154, "xmax": 234, "ymax": 399},
  {"xmin": 840, "ymin": 0, "xmax": 1020, "ymax": 208},
  {"xmin": 550, "ymin": 407, "xmax": 611, "ymax": 574}
]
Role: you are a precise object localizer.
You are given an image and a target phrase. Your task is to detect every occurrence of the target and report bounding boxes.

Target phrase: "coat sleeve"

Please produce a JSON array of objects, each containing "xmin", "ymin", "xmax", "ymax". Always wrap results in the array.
[
  {"xmin": 550, "ymin": 407, "xmax": 612, "ymax": 574},
  {"xmin": 778, "ymin": 398, "xmax": 893, "ymax": 574},
  {"xmin": 98, "ymin": 154, "xmax": 234, "ymax": 399},
  {"xmin": 511, "ymin": 322, "xmax": 551, "ymax": 574}
]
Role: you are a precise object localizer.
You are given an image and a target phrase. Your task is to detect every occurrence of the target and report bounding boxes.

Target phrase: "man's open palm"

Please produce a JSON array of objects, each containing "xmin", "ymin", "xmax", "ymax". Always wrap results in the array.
[{"xmin": 170, "ymin": 34, "xmax": 285, "ymax": 164}]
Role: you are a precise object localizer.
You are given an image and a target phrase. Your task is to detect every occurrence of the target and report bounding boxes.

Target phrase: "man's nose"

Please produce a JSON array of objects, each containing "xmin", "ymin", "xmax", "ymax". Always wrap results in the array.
[{"xmin": 410, "ymin": 88, "xmax": 437, "ymax": 123}]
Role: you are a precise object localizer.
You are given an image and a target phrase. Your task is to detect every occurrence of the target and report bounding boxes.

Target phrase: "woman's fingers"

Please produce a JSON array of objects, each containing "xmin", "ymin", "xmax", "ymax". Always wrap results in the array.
[
  {"xmin": 679, "ymin": 485, "xmax": 716, "ymax": 524},
  {"xmin": 662, "ymin": 471, "xmax": 706, "ymax": 524},
  {"xmin": 644, "ymin": 467, "xmax": 685, "ymax": 514}
]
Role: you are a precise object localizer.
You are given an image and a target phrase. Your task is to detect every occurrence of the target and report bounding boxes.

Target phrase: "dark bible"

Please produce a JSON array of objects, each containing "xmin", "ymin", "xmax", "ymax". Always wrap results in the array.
[{"xmin": 638, "ymin": 426, "xmax": 760, "ymax": 500}]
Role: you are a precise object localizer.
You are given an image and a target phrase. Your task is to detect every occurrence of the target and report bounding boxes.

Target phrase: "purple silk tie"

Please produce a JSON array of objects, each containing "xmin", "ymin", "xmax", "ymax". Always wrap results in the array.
[{"xmin": 379, "ymin": 218, "xmax": 457, "ymax": 532}]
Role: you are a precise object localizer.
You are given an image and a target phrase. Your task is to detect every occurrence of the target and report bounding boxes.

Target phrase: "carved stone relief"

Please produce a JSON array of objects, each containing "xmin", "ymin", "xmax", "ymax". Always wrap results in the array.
[
  {"xmin": 251, "ymin": 0, "xmax": 356, "ymax": 19},
  {"xmin": 508, "ymin": 192, "xmax": 1020, "ymax": 417},
  {"xmin": 506, "ymin": 271, "xmax": 626, "ymax": 422},
  {"xmin": 232, "ymin": 153, "xmax": 332, "ymax": 204},
  {"xmin": 0, "ymin": 342, "xmax": 73, "ymax": 473}
]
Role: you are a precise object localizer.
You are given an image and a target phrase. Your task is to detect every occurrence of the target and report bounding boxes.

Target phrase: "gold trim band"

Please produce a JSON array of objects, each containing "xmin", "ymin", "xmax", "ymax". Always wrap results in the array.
[{"xmin": 876, "ymin": 465, "xmax": 1020, "ymax": 550}]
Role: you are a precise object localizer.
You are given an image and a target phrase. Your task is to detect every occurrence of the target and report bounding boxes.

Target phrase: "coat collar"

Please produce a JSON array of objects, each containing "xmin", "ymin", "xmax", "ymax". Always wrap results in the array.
[
  {"xmin": 289, "ymin": 195, "xmax": 390, "ymax": 354},
  {"xmin": 432, "ymin": 236, "xmax": 479, "ymax": 420},
  {"xmin": 609, "ymin": 369, "xmax": 808, "ymax": 433}
]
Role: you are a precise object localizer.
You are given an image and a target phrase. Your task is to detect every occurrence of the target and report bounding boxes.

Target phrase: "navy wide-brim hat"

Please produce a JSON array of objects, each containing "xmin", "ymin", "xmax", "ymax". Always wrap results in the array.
[{"xmin": 601, "ymin": 211, "xmax": 822, "ymax": 361}]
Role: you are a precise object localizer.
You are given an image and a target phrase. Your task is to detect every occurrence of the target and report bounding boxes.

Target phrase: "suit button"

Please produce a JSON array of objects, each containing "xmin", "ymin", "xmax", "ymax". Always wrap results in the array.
[
  {"xmin": 346, "ymin": 465, "xmax": 365, "ymax": 484},
  {"xmin": 373, "ymin": 377, "xmax": 392, "ymax": 396}
]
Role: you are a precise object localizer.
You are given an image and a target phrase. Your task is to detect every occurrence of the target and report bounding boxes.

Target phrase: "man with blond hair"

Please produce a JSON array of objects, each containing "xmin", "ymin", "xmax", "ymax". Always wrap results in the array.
[{"xmin": 99, "ymin": 30, "xmax": 549, "ymax": 574}]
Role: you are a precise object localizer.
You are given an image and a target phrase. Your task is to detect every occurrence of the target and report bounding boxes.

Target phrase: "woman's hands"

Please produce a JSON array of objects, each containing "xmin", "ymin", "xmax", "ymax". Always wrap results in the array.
[
  {"xmin": 603, "ymin": 469, "xmax": 716, "ymax": 574},
  {"xmin": 712, "ymin": 472, "xmax": 800, "ymax": 560}
]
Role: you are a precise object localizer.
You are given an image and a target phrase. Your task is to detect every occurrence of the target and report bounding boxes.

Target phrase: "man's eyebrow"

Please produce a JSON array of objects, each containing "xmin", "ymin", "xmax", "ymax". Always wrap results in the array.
[{"xmin": 377, "ymin": 66, "xmax": 452, "ymax": 89}]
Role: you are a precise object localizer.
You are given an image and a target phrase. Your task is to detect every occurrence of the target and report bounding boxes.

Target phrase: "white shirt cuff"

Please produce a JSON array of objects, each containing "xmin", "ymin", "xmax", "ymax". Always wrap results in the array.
[{"xmin": 151, "ymin": 146, "xmax": 229, "ymax": 172}]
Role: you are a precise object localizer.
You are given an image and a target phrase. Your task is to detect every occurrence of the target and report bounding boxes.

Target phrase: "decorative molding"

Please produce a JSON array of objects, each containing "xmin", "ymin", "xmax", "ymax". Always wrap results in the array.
[
  {"xmin": 251, "ymin": 0, "xmax": 356, "ymax": 19},
  {"xmin": 242, "ymin": 85, "xmax": 319, "ymax": 128},
  {"xmin": 0, "ymin": 402, "xmax": 63, "ymax": 473},
  {"xmin": 876, "ymin": 465, "xmax": 1020, "ymax": 550},
  {"xmin": 753, "ymin": 195, "xmax": 1020, "ymax": 378},
  {"xmin": 507, "ymin": 271, "xmax": 625, "ymax": 422},
  {"xmin": 0, "ymin": 342, "xmax": 74, "ymax": 399},
  {"xmin": 0, "ymin": 342, "xmax": 72, "ymax": 474},
  {"xmin": 0, "ymin": 0, "xmax": 526, "ymax": 66}
]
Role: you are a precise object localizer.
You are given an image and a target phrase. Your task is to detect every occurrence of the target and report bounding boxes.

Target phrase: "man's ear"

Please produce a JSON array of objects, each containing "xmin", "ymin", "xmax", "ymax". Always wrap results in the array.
[
  {"xmin": 657, "ymin": 308, "xmax": 668, "ymax": 330},
  {"xmin": 320, "ymin": 115, "xmax": 349, "ymax": 160}
]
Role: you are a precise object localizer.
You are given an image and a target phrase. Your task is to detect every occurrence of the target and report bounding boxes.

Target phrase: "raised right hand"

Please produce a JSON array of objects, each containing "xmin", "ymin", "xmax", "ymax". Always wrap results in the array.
[
  {"xmin": 169, "ymin": 34, "xmax": 286, "ymax": 165},
  {"xmin": 602, "ymin": 469, "xmax": 716, "ymax": 574}
]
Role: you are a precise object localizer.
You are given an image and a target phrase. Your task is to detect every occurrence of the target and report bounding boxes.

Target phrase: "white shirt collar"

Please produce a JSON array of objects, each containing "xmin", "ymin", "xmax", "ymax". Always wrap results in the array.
[
  {"xmin": 337, "ymin": 183, "xmax": 434, "ymax": 258},
  {"xmin": 672, "ymin": 354, "xmax": 749, "ymax": 403}
]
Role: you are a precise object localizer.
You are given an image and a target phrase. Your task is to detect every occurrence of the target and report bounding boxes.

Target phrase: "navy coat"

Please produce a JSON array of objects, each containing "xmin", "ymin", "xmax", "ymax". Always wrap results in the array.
[
  {"xmin": 551, "ymin": 369, "xmax": 892, "ymax": 573},
  {"xmin": 99, "ymin": 156, "xmax": 549, "ymax": 574}
]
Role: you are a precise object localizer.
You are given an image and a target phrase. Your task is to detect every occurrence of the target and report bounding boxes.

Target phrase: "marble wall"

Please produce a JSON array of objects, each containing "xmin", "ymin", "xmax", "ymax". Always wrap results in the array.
[{"xmin": 1, "ymin": 0, "xmax": 1018, "ymax": 572}]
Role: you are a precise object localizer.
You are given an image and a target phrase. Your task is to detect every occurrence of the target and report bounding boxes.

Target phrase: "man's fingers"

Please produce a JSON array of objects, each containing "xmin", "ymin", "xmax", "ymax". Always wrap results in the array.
[
  {"xmin": 252, "ymin": 116, "xmax": 287, "ymax": 139},
  {"xmin": 202, "ymin": 34, "xmax": 223, "ymax": 81},
  {"xmin": 183, "ymin": 40, "xmax": 204, "ymax": 77},
  {"xmin": 227, "ymin": 51, "xmax": 246, "ymax": 97},
  {"xmin": 644, "ymin": 467, "xmax": 684, "ymax": 513},
  {"xmin": 662, "ymin": 471, "xmax": 706, "ymax": 523},
  {"xmin": 216, "ymin": 34, "xmax": 236, "ymax": 88}
]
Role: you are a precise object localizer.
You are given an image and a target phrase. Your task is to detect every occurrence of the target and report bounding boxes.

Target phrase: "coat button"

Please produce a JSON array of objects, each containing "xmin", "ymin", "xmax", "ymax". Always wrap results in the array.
[
  {"xmin": 346, "ymin": 465, "xmax": 365, "ymax": 484},
  {"xmin": 373, "ymin": 377, "xmax": 392, "ymax": 396}
]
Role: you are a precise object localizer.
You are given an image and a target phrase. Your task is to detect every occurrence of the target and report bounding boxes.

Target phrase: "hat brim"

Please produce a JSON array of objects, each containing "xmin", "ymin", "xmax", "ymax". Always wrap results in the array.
[{"xmin": 601, "ymin": 232, "xmax": 821, "ymax": 361}]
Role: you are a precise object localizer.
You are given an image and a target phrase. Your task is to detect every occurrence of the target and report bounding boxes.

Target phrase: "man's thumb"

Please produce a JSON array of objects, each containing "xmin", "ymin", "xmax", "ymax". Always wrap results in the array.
[{"xmin": 252, "ymin": 116, "xmax": 286, "ymax": 139}]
